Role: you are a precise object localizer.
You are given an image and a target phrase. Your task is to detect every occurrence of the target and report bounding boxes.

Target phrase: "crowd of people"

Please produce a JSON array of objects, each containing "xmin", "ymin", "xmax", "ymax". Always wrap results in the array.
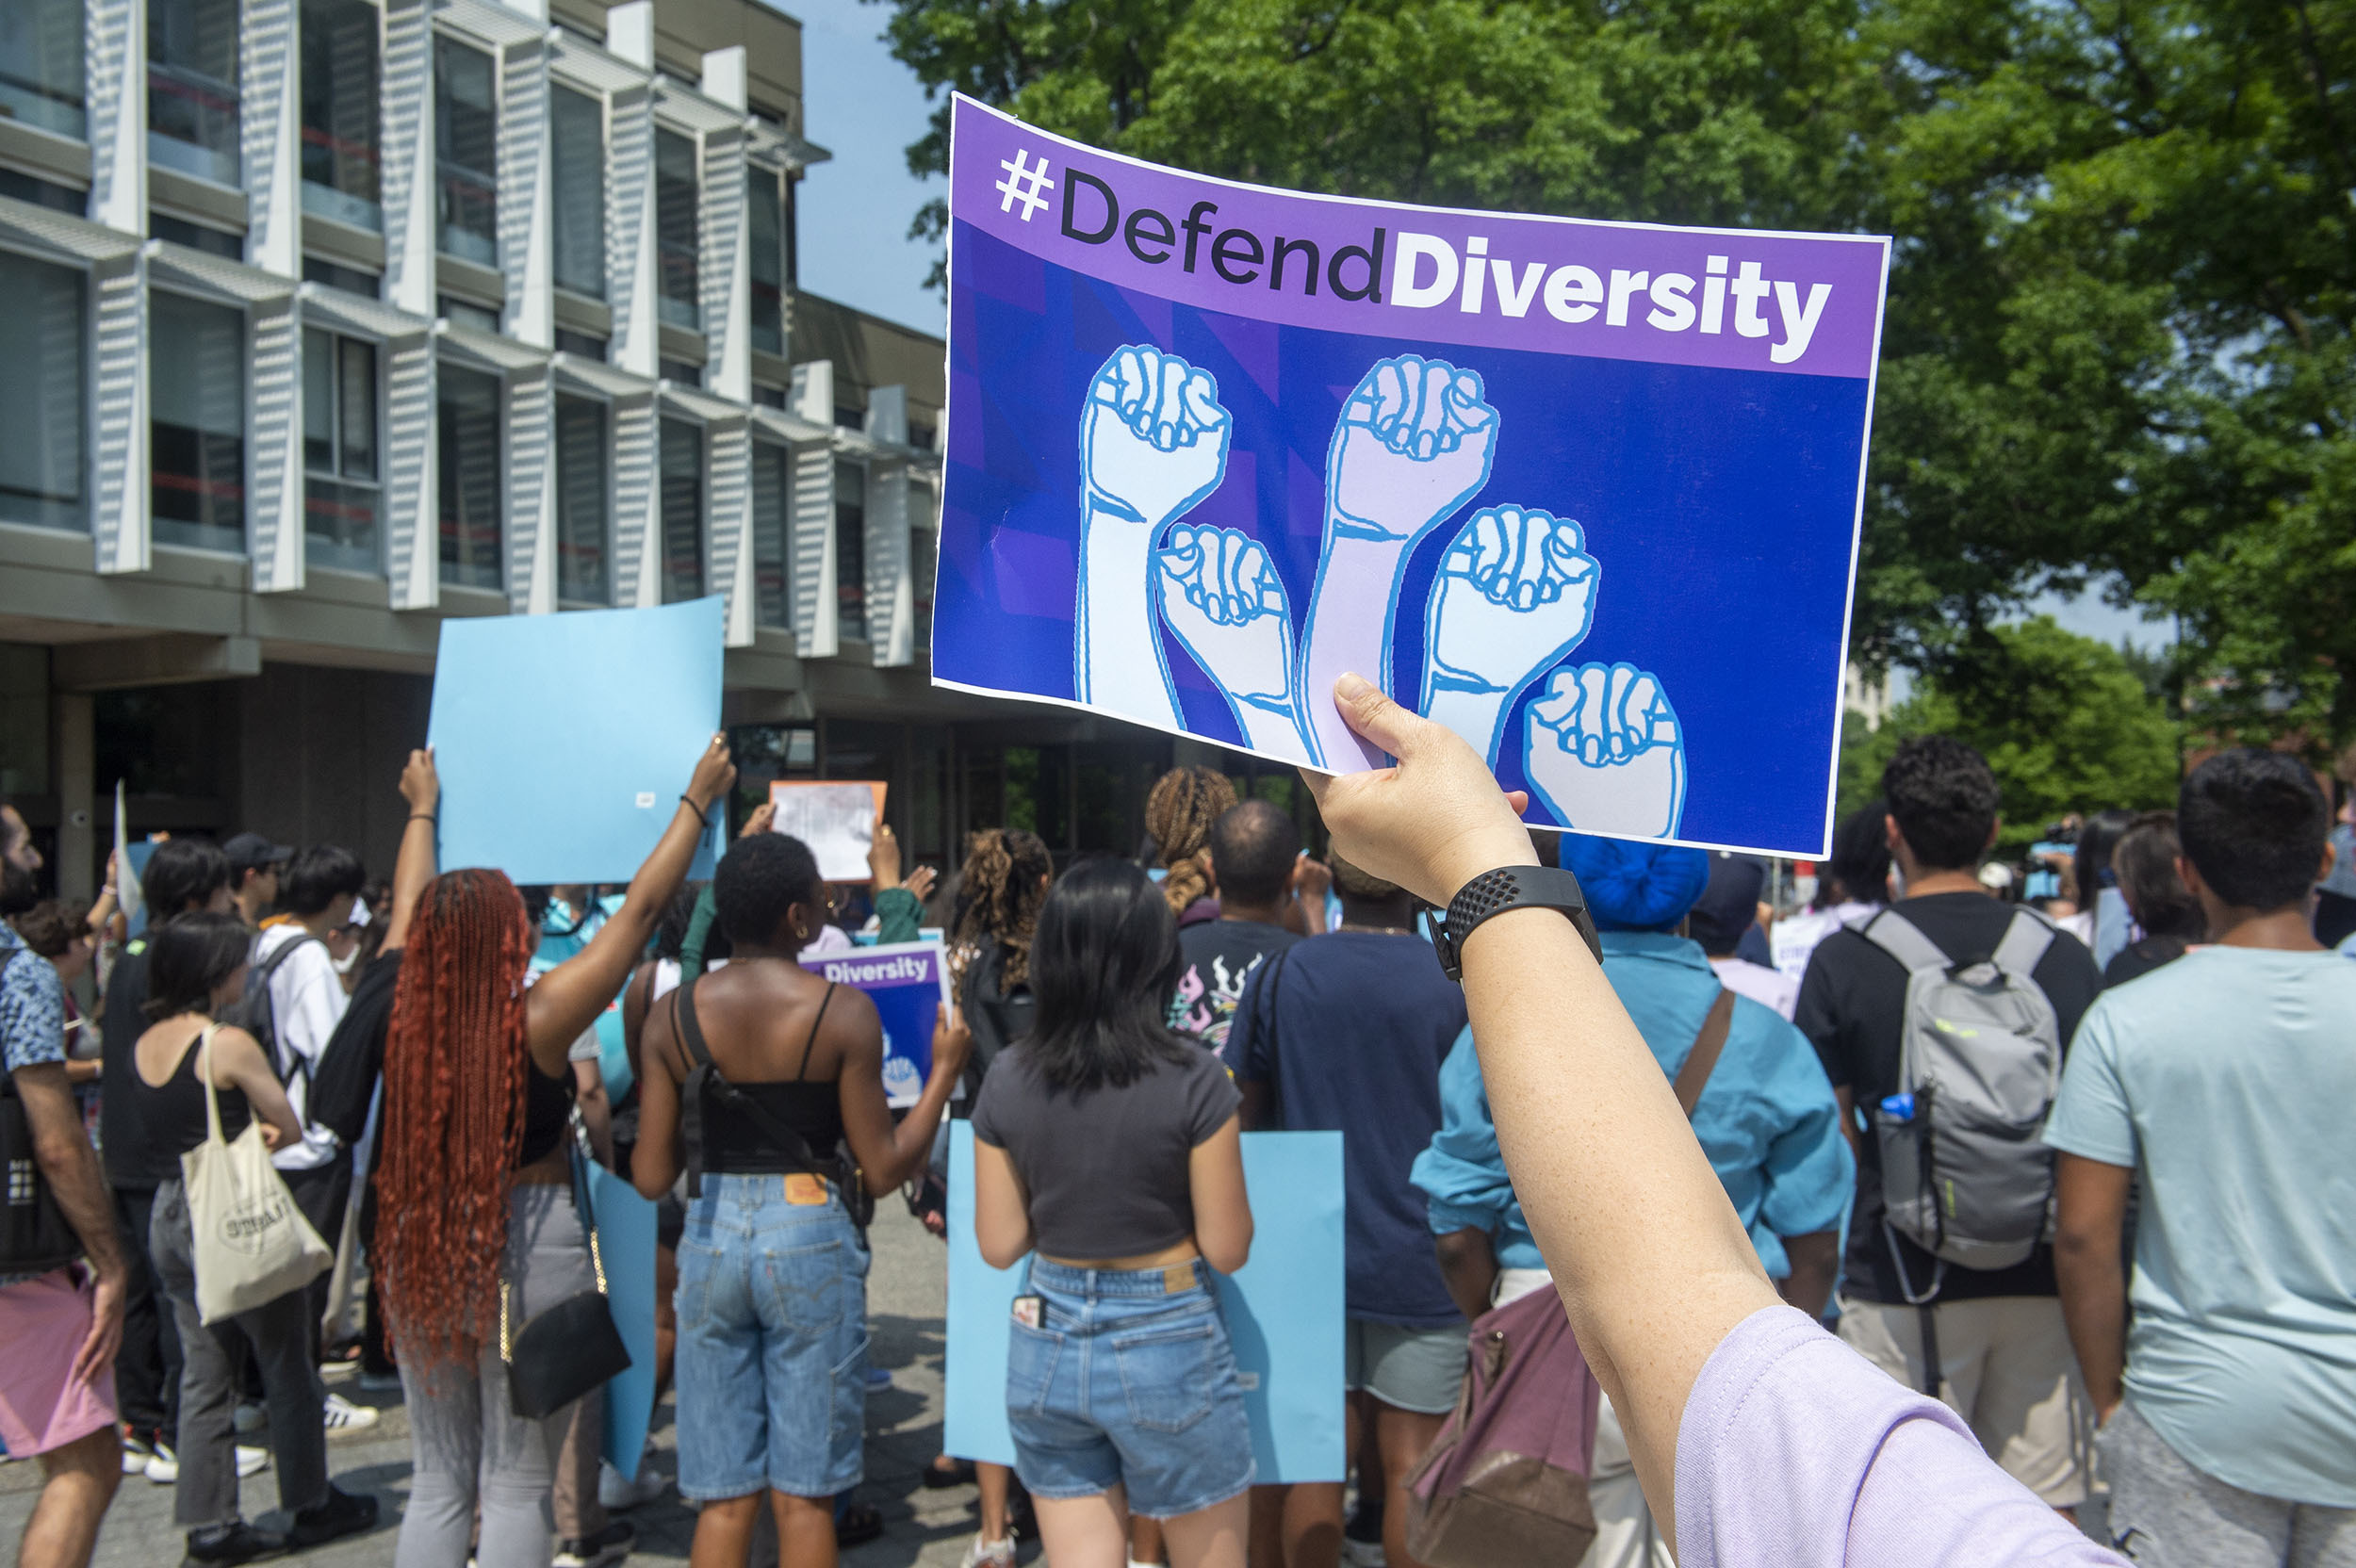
[{"xmin": 3, "ymin": 678, "xmax": 2352, "ymax": 1568}]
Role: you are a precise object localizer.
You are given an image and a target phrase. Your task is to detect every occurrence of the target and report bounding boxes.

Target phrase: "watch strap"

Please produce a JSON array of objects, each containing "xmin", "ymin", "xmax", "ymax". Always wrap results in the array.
[{"xmin": 1434, "ymin": 865, "xmax": 1604, "ymax": 980}]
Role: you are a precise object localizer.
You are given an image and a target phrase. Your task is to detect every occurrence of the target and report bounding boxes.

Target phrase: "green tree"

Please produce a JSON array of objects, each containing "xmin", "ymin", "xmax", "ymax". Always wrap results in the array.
[
  {"xmin": 873, "ymin": 0, "xmax": 2356, "ymax": 755},
  {"xmin": 1838, "ymin": 618, "xmax": 2182, "ymax": 854}
]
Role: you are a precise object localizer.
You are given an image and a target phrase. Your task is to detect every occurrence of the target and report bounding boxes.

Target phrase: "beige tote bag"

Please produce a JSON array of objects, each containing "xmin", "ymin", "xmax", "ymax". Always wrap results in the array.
[{"xmin": 182, "ymin": 1023, "xmax": 332, "ymax": 1325}]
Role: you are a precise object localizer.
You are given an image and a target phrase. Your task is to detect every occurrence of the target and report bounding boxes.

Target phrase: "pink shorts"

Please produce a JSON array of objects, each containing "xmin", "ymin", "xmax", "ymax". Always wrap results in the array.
[{"xmin": 0, "ymin": 1268, "xmax": 118, "ymax": 1457}]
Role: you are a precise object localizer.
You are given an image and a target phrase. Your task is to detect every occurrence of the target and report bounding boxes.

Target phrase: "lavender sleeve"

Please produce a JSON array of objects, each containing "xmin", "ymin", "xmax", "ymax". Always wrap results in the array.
[{"xmin": 1674, "ymin": 1307, "xmax": 2125, "ymax": 1568}]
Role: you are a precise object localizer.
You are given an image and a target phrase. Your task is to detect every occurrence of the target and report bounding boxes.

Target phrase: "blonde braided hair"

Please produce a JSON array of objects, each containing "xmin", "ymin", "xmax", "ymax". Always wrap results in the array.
[
  {"xmin": 949, "ymin": 828, "xmax": 1053, "ymax": 990},
  {"xmin": 1145, "ymin": 765, "xmax": 1236, "ymax": 916}
]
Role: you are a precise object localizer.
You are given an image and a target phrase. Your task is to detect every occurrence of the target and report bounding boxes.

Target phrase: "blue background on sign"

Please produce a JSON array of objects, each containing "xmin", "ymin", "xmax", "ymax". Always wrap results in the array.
[
  {"xmin": 937, "ymin": 223, "xmax": 1869, "ymax": 854},
  {"xmin": 584, "ymin": 1159, "xmax": 660, "ymax": 1478},
  {"xmin": 427, "ymin": 598, "xmax": 724, "ymax": 886},
  {"xmin": 808, "ymin": 942, "xmax": 949, "ymax": 1108},
  {"xmin": 943, "ymin": 1123, "xmax": 1346, "ymax": 1481}
]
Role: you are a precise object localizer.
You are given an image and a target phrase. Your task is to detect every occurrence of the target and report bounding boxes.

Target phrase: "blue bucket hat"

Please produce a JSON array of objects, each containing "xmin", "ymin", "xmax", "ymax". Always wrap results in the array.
[{"xmin": 1560, "ymin": 836, "xmax": 1712, "ymax": 932}]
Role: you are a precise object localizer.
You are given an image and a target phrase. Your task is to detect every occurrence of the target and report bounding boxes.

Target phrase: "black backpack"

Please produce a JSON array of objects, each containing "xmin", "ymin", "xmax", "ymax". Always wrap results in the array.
[{"xmin": 1, "ymin": 948, "xmax": 82, "ymax": 1275}]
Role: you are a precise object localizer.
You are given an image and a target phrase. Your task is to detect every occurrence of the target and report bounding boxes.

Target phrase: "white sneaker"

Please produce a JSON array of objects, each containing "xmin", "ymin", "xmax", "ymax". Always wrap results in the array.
[
  {"xmin": 322, "ymin": 1392, "xmax": 381, "ymax": 1431},
  {"xmin": 150, "ymin": 1443, "xmax": 270, "ymax": 1482},
  {"xmin": 232, "ymin": 1402, "xmax": 265, "ymax": 1435},
  {"xmin": 597, "ymin": 1458, "xmax": 668, "ymax": 1511},
  {"xmin": 960, "ymin": 1535, "xmax": 1017, "ymax": 1568}
]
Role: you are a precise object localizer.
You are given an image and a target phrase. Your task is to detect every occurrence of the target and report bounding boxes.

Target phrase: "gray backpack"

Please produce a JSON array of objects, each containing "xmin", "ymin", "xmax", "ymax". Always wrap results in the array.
[{"xmin": 1860, "ymin": 907, "xmax": 2063, "ymax": 1285}]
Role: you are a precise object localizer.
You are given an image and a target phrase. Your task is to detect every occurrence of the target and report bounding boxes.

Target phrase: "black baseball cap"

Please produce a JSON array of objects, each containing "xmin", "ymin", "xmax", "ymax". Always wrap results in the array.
[
  {"xmin": 223, "ymin": 832, "xmax": 294, "ymax": 874},
  {"xmin": 1685, "ymin": 852, "xmax": 1767, "ymax": 954}
]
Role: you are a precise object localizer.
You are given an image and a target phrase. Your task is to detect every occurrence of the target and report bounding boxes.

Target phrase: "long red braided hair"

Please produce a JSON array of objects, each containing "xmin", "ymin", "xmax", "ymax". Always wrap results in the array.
[{"xmin": 375, "ymin": 868, "xmax": 535, "ymax": 1371}]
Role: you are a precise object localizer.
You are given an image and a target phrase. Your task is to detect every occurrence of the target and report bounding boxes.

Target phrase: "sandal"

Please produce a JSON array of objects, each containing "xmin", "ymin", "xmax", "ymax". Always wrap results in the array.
[{"xmin": 835, "ymin": 1502, "xmax": 885, "ymax": 1547}]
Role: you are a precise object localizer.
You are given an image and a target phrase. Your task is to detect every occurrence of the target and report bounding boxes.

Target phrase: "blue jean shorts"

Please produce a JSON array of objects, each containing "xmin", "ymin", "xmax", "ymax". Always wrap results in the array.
[
  {"xmin": 1006, "ymin": 1258, "xmax": 1255, "ymax": 1520},
  {"xmin": 673, "ymin": 1174, "xmax": 870, "ymax": 1500}
]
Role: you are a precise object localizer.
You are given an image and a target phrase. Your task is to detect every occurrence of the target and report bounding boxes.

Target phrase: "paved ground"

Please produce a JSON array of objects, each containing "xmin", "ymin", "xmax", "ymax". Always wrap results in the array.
[{"xmin": 1, "ymin": 1204, "xmax": 1012, "ymax": 1566}]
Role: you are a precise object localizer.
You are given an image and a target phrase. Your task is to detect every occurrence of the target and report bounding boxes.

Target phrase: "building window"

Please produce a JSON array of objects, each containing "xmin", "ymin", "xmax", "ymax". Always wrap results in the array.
[
  {"xmin": 555, "ymin": 395, "xmax": 609, "ymax": 604},
  {"xmin": 835, "ymin": 458, "xmax": 865, "ymax": 642},
  {"xmin": 150, "ymin": 212, "xmax": 242, "ymax": 258},
  {"xmin": 302, "ymin": 256, "xmax": 379, "ymax": 297},
  {"xmin": 751, "ymin": 384, "xmax": 786, "ymax": 409},
  {"xmin": 752, "ymin": 442, "xmax": 789, "ymax": 629},
  {"xmin": 658, "ymin": 357, "xmax": 701, "ymax": 387},
  {"xmin": 150, "ymin": 290, "xmax": 246, "ymax": 553},
  {"xmin": 748, "ymin": 168, "xmax": 784, "ymax": 357},
  {"xmin": 912, "ymin": 517, "xmax": 936, "ymax": 649},
  {"xmin": 659, "ymin": 416, "xmax": 703, "ymax": 602},
  {"xmin": 0, "ymin": 0, "xmax": 85, "ymax": 140},
  {"xmin": 438, "ymin": 295, "xmax": 500, "ymax": 333},
  {"xmin": 434, "ymin": 37, "xmax": 497, "ymax": 265},
  {"xmin": 655, "ymin": 128, "xmax": 698, "ymax": 329},
  {"xmin": 149, "ymin": 0, "xmax": 240, "ymax": 188},
  {"xmin": 0, "ymin": 170, "xmax": 83, "ymax": 214},
  {"xmin": 300, "ymin": 0, "xmax": 381, "ymax": 230},
  {"xmin": 550, "ymin": 86, "xmax": 605, "ymax": 300},
  {"xmin": 438, "ymin": 364, "xmax": 501, "ymax": 590},
  {"xmin": 0, "ymin": 252, "xmax": 85, "ymax": 532},
  {"xmin": 302, "ymin": 328, "xmax": 380, "ymax": 571},
  {"xmin": 553, "ymin": 328, "xmax": 606, "ymax": 360}
]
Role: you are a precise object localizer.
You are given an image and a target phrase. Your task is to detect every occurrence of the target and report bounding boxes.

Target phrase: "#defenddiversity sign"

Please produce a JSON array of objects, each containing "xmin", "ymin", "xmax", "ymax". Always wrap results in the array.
[{"xmin": 930, "ymin": 97, "xmax": 1890, "ymax": 858}]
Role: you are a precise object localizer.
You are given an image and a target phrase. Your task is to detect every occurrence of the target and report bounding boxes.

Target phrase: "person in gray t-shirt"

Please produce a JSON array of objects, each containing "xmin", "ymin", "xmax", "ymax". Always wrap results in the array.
[{"xmin": 972, "ymin": 859, "xmax": 1254, "ymax": 1567}]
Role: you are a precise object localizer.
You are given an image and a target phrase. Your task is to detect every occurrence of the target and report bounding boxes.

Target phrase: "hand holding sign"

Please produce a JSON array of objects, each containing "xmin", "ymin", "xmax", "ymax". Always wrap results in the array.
[
  {"xmin": 1423, "ymin": 506, "xmax": 1600, "ymax": 762},
  {"xmin": 1155, "ymin": 525, "xmax": 1312, "ymax": 763},
  {"xmin": 1524, "ymin": 662, "xmax": 1687, "ymax": 840}
]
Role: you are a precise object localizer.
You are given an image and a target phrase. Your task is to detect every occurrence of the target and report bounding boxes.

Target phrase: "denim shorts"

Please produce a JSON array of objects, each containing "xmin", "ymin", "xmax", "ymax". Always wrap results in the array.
[
  {"xmin": 1006, "ymin": 1258, "xmax": 1255, "ymax": 1520},
  {"xmin": 673, "ymin": 1174, "xmax": 870, "ymax": 1500}
]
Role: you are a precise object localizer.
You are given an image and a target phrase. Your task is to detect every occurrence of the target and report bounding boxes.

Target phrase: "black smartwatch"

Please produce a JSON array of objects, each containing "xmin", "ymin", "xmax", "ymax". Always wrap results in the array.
[{"xmin": 1431, "ymin": 865, "xmax": 1603, "ymax": 981}]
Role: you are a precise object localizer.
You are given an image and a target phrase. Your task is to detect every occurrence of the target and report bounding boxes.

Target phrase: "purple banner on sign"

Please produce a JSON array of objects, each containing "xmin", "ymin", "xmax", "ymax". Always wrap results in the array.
[
  {"xmin": 806, "ymin": 942, "xmax": 950, "ymax": 1108},
  {"xmin": 950, "ymin": 97, "xmax": 1888, "ymax": 382}
]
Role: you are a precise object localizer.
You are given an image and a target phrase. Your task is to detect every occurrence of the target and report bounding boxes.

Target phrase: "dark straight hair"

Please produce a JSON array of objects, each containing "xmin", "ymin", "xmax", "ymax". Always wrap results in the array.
[
  {"xmin": 1023, "ymin": 858, "xmax": 1191, "ymax": 1094},
  {"xmin": 142, "ymin": 910, "xmax": 254, "ymax": 1020}
]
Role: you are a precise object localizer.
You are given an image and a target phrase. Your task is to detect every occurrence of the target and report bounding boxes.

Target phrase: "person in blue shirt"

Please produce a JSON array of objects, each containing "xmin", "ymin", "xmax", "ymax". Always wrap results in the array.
[
  {"xmin": 2048, "ymin": 750, "xmax": 2356, "ymax": 1566},
  {"xmin": 1413, "ymin": 833, "xmax": 1852, "ymax": 1568}
]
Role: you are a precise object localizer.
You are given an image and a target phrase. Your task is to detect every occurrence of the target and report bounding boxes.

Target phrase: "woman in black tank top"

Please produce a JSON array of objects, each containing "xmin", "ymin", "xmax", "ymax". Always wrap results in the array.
[
  {"xmin": 630, "ymin": 830, "xmax": 970, "ymax": 1568},
  {"xmin": 370, "ymin": 739, "xmax": 736, "ymax": 1568},
  {"xmin": 131, "ymin": 912, "xmax": 381, "ymax": 1560}
]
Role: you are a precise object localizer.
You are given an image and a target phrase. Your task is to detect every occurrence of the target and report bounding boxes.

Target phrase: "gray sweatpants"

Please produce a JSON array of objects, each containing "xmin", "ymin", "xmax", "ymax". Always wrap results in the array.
[
  {"xmin": 149, "ymin": 1180, "xmax": 332, "ymax": 1530},
  {"xmin": 393, "ymin": 1184, "xmax": 596, "ymax": 1568},
  {"xmin": 2101, "ymin": 1402, "xmax": 2356, "ymax": 1567}
]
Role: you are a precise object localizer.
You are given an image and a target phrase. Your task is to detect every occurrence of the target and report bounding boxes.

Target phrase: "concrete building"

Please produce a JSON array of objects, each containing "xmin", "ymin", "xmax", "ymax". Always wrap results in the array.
[{"xmin": 0, "ymin": 0, "xmax": 1271, "ymax": 902}]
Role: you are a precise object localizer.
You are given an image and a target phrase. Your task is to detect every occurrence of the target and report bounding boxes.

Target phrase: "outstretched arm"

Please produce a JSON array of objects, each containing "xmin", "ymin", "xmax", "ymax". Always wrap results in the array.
[
  {"xmin": 383, "ymin": 748, "xmax": 440, "ymax": 955},
  {"xmin": 1301, "ymin": 672, "xmax": 1776, "ymax": 1533},
  {"xmin": 1299, "ymin": 356, "xmax": 1497, "ymax": 769},
  {"xmin": 1076, "ymin": 345, "xmax": 1233, "ymax": 731}
]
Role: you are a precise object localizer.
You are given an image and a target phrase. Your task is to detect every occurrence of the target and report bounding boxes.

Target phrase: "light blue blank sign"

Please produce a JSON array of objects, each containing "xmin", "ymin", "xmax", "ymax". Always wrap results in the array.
[
  {"xmin": 426, "ymin": 598, "xmax": 725, "ymax": 886},
  {"xmin": 943, "ymin": 1123, "xmax": 1345, "ymax": 1483},
  {"xmin": 584, "ymin": 1159, "xmax": 660, "ymax": 1477}
]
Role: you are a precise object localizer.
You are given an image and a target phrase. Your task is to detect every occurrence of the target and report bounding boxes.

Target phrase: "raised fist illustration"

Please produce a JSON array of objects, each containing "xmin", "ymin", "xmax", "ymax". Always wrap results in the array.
[
  {"xmin": 1156, "ymin": 526, "xmax": 1312, "ymax": 762},
  {"xmin": 1524, "ymin": 662, "xmax": 1687, "ymax": 840},
  {"xmin": 1082, "ymin": 345, "xmax": 1233, "ymax": 529},
  {"xmin": 1327, "ymin": 354, "xmax": 1497, "ymax": 542},
  {"xmin": 1423, "ymin": 506, "xmax": 1600, "ymax": 761}
]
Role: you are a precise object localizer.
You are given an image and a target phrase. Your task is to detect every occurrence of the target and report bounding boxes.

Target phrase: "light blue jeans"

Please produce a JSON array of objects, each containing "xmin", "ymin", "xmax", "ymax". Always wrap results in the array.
[
  {"xmin": 674, "ymin": 1174, "xmax": 870, "ymax": 1500},
  {"xmin": 1006, "ymin": 1257, "xmax": 1254, "ymax": 1519}
]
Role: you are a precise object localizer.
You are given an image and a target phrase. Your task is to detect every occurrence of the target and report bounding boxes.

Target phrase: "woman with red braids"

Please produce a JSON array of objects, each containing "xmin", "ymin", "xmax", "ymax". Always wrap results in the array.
[{"xmin": 375, "ymin": 733, "xmax": 736, "ymax": 1568}]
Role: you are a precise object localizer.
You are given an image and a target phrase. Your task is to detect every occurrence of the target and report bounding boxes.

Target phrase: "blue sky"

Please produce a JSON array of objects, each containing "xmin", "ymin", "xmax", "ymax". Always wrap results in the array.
[{"xmin": 776, "ymin": 0, "xmax": 948, "ymax": 335}]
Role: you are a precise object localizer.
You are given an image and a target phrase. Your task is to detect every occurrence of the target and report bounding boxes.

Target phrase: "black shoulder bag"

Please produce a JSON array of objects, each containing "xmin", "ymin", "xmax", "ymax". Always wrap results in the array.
[
  {"xmin": 674, "ymin": 975, "xmax": 875, "ymax": 1234},
  {"xmin": 499, "ymin": 1143, "xmax": 632, "ymax": 1420},
  {"xmin": 0, "ymin": 1068, "xmax": 82, "ymax": 1277}
]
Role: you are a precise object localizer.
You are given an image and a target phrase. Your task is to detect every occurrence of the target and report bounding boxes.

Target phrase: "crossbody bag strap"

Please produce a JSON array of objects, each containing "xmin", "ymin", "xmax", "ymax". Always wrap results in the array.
[
  {"xmin": 676, "ymin": 974, "xmax": 827, "ymax": 1189},
  {"xmin": 1670, "ymin": 988, "xmax": 1736, "ymax": 1120}
]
